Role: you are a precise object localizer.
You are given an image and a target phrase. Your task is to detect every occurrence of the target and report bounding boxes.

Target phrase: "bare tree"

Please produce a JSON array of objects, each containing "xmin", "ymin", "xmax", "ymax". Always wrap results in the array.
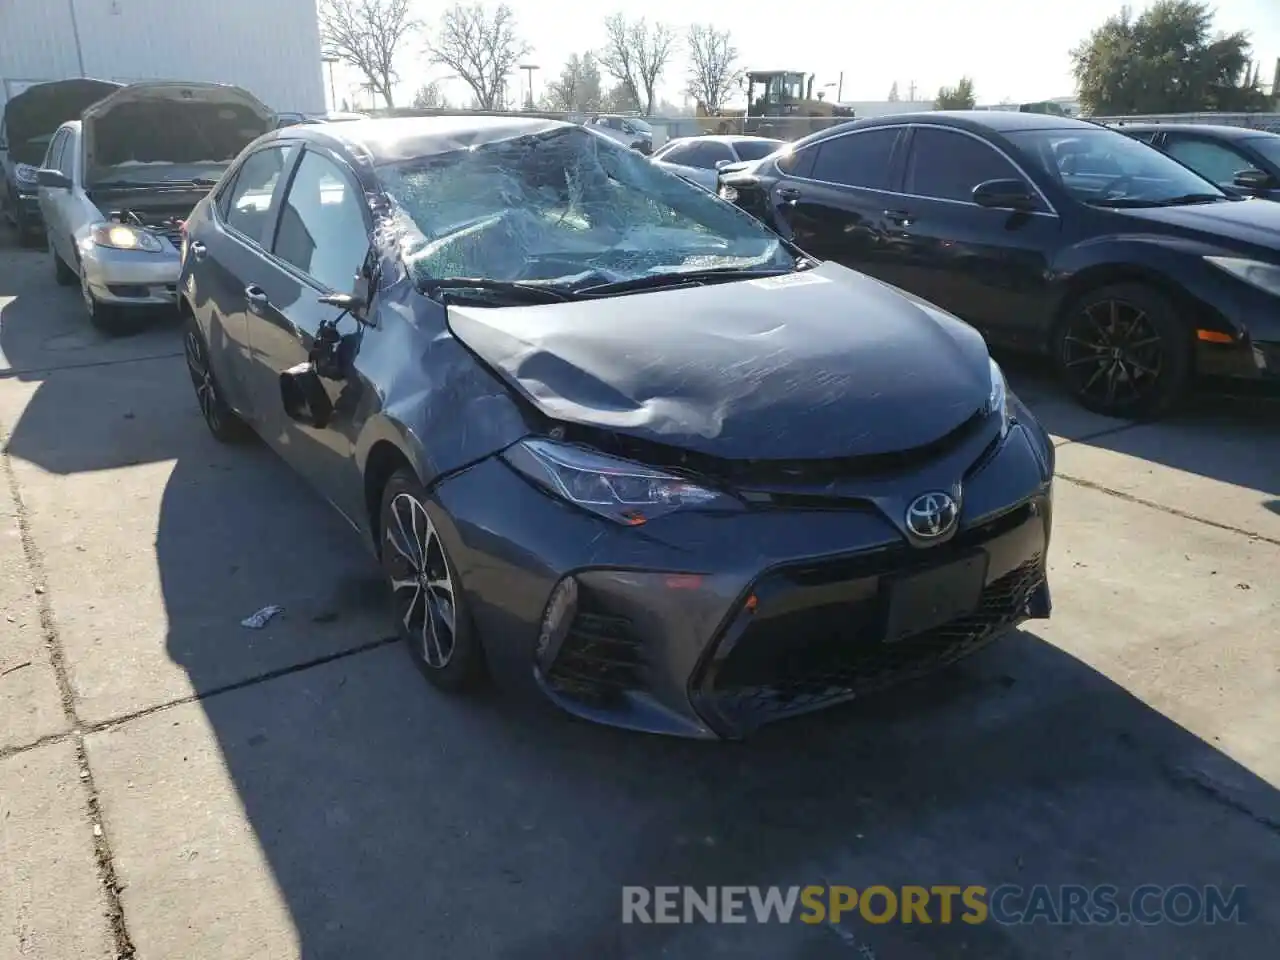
[
  {"xmin": 412, "ymin": 82, "xmax": 448, "ymax": 110},
  {"xmin": 319, "ymin": 0, "xmax": 418, "ymax": 108},
  {"xmin": 424, "ymin": 3, "xmax": 529, "ymax": 111},
  {"xmin": 685, "ymin": 24, "xmax": 740, "ymax": 114},
  {"xmin": 598, "ymin": 13, "xmax": 678, "ymax": 115},
  {"xmin": 543, "ymin": 53, "xmax": 604, "ymax": 113}
]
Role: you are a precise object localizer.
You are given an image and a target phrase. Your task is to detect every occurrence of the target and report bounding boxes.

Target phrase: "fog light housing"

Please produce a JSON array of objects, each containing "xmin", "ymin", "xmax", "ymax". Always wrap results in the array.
[{"xmin": 535, "ymin": 576, "xmax": 578, "ymax": 669}]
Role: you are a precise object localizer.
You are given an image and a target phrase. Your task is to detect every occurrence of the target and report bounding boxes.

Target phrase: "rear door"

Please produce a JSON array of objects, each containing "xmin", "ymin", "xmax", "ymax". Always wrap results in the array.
[
  {"xmin": 880, "ymin": 125, "xmax": 1061, "ymax": 346},
  {"xmin": 779, "ymin": 126, "xmax": 906, "ymax": 283},
  {"xmin": 192, "ymin": 143, "xmax": 299, "ymax": 414},
  {"xmin": 247, "ymin": 145, "xmax": 372, "ymax": 522}
]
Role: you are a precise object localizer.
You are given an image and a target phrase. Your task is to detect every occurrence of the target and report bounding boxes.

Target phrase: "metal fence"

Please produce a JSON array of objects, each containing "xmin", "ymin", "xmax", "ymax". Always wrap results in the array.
[{"xmin": 1092, "ymin": 112, "xmax": 1280, "ymax": 132}]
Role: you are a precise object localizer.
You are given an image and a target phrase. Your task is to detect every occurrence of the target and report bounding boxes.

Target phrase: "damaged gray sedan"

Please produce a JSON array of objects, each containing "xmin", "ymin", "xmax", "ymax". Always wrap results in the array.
[{"xmin": 179, "ymin": 116, "xmax": 1056, "ymax": 739}]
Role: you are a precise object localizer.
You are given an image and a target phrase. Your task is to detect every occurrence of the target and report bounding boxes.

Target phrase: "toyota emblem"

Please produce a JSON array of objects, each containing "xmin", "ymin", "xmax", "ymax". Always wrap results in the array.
[{"xmin": 905, "ymin": 492, "xmax": 959, "ymax": 540}]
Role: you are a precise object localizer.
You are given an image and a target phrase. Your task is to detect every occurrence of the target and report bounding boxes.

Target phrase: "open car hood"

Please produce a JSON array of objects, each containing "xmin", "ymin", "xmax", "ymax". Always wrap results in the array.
[
  {"xmin": 82, "ymin": 81, "xmax": 274, "ymax": 184},
  {"xmin": 3, "ymin": 79, "xmax": 122, "ymax": 162},
  {"xmin": 446, "ymin": 261, "xmax": 994, "ymax": 461}
]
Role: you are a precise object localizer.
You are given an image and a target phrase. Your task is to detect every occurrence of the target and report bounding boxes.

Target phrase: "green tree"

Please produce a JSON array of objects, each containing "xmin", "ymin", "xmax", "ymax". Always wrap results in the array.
[
  {"xmin": 542, "ymin": 53, "xmax": 605, "ymax": 112},
  {"xmin": 935, "ymin": 76, "xmax": 976, "ymax": 110},
  {"xmin": 1071, "ymin": 1, "xmax": 1268, "ymax": 115}
]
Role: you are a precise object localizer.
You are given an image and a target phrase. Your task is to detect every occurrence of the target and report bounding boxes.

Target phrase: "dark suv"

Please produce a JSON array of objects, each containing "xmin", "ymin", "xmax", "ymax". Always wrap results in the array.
[{"xmin": 1115, "ymin": 123, "xmax": 1280, "ymax": 200}]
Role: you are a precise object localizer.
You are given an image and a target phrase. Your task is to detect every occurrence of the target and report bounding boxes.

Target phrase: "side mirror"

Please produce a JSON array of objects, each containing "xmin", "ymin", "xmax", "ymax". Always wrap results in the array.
[
  {"xmin": 279, "ymin": 362, "xmax": 334, "ymax": 427},
  {"xmin": 36, "ymin": 168, "xmax": 72, "ymax": 190},
  {"xmin": 972, "ymin": 178, "xmax": 1036, "ymax": 210},
  {"xmin": 1233, "ymin": 168, "xmax": 1275, "ymax": 191}
]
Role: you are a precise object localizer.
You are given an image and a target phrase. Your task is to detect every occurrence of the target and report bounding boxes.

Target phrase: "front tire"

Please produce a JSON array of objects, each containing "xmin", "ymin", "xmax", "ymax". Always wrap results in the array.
[
  {"xmin": 379, "ymin": 469, "xmax": 485, "ymax": 692},
  {"xmin": 1053, "ymin": 282, "xmax": 1192, "ymax": 420},
  {"xmin": 53, "ymin": 247, "xmax": 77, "ymax": 285},
  {"xmin": 183, "ymin": 316, "xmax": 252, "ymax": 443},
  {"xmin": 80, "ymin": 261, "xmax": 129, "ymax": 333}
]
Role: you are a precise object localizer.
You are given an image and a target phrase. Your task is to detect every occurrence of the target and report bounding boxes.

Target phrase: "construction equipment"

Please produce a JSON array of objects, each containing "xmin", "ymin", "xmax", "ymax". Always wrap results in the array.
[{"xmin": 696, "ymin": 70, "xmax": 854, "ymax": 140}]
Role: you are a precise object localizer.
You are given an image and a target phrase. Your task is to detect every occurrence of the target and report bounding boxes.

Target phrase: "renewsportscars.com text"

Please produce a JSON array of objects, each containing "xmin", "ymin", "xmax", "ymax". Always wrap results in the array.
[{"xmin": 622, "ymin": 884, "xmax": 1248, "ymax": 926}]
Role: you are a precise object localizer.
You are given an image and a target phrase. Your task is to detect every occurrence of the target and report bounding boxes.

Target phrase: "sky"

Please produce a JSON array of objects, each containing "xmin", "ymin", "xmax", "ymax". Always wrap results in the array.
[{"xmin": 326, "ymin": 0, "xmax": 1280, "ymax": 111}]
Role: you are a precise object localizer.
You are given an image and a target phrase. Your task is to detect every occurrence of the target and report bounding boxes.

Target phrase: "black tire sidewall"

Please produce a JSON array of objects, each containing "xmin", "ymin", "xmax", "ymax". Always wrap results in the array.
[
  {"xmin": 1054, "ymin": 282, "xmax": 1192, "ymax": 420},
  {"xmin": 183, "ymin": 316, "xmax": 250, "ymax": 442},
  {"xmin": 378, "ymin": 468, "xmax": 483, "ymax": 691}
]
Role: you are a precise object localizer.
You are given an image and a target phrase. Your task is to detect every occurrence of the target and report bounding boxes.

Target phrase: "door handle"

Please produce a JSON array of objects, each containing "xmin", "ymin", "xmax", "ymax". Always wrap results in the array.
[
  {"xmin": 188, "ymin": 240, "xmax": 207, "ymax": 261},
  {"xmin": 777, "ymin": 187, "xmax": 801, "ymax": 201},
  {"xmin": 884, "ymin": 209, "xmax": 915, "ymax": 226},
  {"xmin": 245, "ymin": 285, "xmax": 269, "ymax": 311}
]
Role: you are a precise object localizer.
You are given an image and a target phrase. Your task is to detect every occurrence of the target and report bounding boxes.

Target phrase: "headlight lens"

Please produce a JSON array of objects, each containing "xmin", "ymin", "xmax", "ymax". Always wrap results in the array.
[
  {"xmin": 1204, "ymin": 256, "xmax": 1280, "ymax": 297},
  {"xmin": 987, "ymin": 357, "xmax": 1009, "ymax": 435},
  {"xmin": 89, "ymin": 222, "xmax": 164, "ymax": 253},
  {"xmin": 718, "ymin": 184, "xmax": 738, "ymax": 202},
  {"xmin": 502, "ymin": 438, "xmax": 740, "ymax": 525}
]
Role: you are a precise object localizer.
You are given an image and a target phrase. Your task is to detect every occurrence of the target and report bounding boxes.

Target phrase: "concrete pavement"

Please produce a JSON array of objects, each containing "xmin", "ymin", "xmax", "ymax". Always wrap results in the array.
[{"xmin": 1, "ymin": 236, "xmax": 1277, "ymax": 959}]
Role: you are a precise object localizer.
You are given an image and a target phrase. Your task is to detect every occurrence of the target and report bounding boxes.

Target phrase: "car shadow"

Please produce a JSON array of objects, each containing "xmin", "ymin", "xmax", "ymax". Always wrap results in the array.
[{"xmin": 149, "ymin": 445, "xmax": 1280, "ymax": 959}]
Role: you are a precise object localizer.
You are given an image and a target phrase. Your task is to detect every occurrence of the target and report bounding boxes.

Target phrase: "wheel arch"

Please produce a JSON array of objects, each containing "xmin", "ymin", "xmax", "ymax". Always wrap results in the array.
[
  {"xmin": 1048, "ymin": 262, "xmax": 1234, "ymax": 361},
  {"xmin": 358, "ymin": 429, "xmax": 422, "ymax": 556}
]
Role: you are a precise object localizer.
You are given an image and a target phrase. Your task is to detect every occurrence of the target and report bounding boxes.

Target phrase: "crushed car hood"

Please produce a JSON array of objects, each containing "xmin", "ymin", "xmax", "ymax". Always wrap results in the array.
[
  {"xmin": 82, "ymin": 81, "xmax": 274, "ymax": 185},
  {"xmin": 2, "ymin": 79, "xmax": 122, "ymax": 165},
  {"xmin": 446, "ymin": 261, "xmax": 993, "ymax": 460}
]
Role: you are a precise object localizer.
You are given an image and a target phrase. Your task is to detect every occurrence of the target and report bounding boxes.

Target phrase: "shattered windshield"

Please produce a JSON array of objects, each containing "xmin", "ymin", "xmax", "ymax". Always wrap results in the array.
[{"xmin": 377, "ymin": 126, "xmax": 794, "ymax": 288}]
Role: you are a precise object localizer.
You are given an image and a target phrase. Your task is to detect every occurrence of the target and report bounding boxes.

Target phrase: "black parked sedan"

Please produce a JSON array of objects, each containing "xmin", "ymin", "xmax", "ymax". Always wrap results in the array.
[
  {"xmin": 719, "ymin": 111, "xmax": 1280, "ymax": 418},
  {"xmin": 179, "ymin": 116, "xmax": 1055, "ymax": 739},
  {"xmin": 1115, "ymin": 123, "xmax": 1280, "ymax": 201}
]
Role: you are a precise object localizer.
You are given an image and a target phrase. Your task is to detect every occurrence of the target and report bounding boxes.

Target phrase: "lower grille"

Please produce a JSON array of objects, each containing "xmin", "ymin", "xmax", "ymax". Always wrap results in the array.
[
  {"xmin": 708, "ymin": 558, "xmax": 1044, "ymax": 725},
  {"xmin": 544, "ymin": 608, "xmax": 647, "ymax": 704}
]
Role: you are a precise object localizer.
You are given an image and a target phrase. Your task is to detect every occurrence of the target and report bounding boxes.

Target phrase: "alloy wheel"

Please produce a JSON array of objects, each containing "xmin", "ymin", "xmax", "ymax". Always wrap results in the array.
[
  {"xmin": 1060, "ymin": 297, "xmax": 1165, "ymax": 409},
  {"xmin": 384, "ymin": 492, "xmax": 457, "ymax": 669},
  {"xmin": 184, "ymin": 328, "xmax": 222, "ymax": 433}
]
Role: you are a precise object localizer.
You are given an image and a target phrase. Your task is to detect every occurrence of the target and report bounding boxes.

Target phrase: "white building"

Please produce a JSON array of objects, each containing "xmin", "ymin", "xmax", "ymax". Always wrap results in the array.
[{"xmin": 0, "ymin": 0, "xmax": 325, "ymax": 113}]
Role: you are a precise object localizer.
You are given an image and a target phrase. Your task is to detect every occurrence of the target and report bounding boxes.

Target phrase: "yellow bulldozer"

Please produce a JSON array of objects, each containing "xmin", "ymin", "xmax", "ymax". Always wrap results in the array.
[{"xmin": 696, "ymin": 70, "xmax": 855, "ymax": 140}]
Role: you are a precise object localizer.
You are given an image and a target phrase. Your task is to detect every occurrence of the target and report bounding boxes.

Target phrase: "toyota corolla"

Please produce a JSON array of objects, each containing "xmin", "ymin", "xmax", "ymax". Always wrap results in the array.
[{"xmin": 179, "ymin": 116, "xmax": 1056, "ymax": 739}]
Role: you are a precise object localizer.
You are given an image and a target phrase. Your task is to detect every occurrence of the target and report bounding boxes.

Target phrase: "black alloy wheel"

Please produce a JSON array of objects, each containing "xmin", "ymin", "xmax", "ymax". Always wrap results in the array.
[
  {"xmin": 183, "ymin": 316, "xmax": 251, "ymax": 443},
  {"xmin": 379, "ymin": 469, "xmax": 484, "ymax": 691},
  {"xmin": 1054, "ymin": 282, "xmax": 1191, "ymax": 420}
]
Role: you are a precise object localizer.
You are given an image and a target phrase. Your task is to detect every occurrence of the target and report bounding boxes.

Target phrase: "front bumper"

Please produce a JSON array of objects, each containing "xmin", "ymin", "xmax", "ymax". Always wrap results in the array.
[
  {"xmin": 79, "ymin": 240, "xmax": 181, "ymax": 307},
  {"xmin": 434, "ymin": 407, "xmax": 1055, "ymax": 739}
]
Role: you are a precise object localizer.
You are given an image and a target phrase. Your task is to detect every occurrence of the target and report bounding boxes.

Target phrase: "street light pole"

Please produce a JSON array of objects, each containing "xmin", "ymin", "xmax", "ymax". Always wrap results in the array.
[
  {"xmin": 66, "ymin": 0, "xmax": 86, "ymax": 76},
  {"xmin": 322, "ymin": 55, "xmax": 339, "ymax": 111},
  {"xmin": 518, "ymin": 64, "xmax": 540, "ymax": 109}
]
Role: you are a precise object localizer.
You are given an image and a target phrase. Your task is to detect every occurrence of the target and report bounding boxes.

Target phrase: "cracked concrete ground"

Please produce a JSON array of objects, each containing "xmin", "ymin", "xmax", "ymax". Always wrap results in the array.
[{"xmin": 1, "ymin": 230, "xmax": 1277, "ymax": 960}]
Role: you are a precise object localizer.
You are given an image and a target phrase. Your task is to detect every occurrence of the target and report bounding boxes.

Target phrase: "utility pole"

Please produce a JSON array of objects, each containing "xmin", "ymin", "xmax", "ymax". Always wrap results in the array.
[
  {"xmin": 66, "ymin": 0, "xmax": 86, "ymax": 76},
  {"xmin": 519, "ymin": 64, "xmax": 539, "ymax": 109},
  {"xmin": 836, "ymin": 71, "xmax": 843, "ymax": 102},
  {"xmin": 908, "ymin": 80, "xmax": 917, "ymax": 102}
]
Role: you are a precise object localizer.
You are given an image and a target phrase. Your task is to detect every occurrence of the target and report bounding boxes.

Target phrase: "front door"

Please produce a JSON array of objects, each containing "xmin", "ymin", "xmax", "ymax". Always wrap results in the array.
[
  {"xmin": 245, "ymin": 146, "xmax": 372, "ymax": 523},
  {"xmin": 776, "ymin": 126, "xmax": 906, "ymax": 285},
  {"xmin": 876, "ymin": 125, "xmax": 1061, "ymax": 347},
  {"xmin": 37, "ymin": 129, "xmax": 72, "ymax": 264}
]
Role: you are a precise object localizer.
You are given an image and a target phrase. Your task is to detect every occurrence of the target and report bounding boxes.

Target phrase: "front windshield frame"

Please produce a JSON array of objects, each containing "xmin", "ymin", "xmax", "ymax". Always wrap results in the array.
[
  {"xmin": 1006, "ymin": 126, "xmax": 1229, "ymax": 207},
  {"xmin": 376, "ymin": 125, "xmax": 797, "ymax": 290}
]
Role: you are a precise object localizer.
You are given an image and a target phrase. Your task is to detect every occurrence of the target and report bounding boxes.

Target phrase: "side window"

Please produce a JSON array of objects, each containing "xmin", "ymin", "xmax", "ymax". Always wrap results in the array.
[
  {"xmin": 776, "ymin": 144, "xmax": 817, "ymax": 178},
  {"xmin": 56, "ymin": 131, "xmax": 77, "ymax": 179},
  {"xmin": 43, "ymin": 130, "xmax": 66, "ymax": 171},
  {"xmin": 1162, "ymin": 137, "xmax": 1253, "ymax": 186},
  {"xmin": 905, "ymin": 127, "xmax": 1024, "ymax": 203},
  {"xmin": 223, "ymin": 145, "xmax": 296, "ymax": 243},
  {"xmin": 272, "ymin": 150, "xmax": 369, "ymax": 292},
  {"xmin": 809, "ymin": 129, "xmax": 900, "ymax": 190},
  {"xmin": 658, "ymin": 143, "xmax": 693, "ymax": 165}
]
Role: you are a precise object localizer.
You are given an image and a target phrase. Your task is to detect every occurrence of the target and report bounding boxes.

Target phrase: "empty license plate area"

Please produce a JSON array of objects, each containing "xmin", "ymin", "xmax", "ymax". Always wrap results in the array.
[{"xmin": 881, "ymin": 552, "xmax": 988, "ymax": 643}]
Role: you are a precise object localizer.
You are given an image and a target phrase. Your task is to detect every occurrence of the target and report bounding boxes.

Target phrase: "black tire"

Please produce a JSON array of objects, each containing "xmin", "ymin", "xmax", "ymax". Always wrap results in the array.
[
  {"xmin": 183, "ymin": 315, "xmax": 252, "ymax": 443},
  {"xmin": 53, "ymin": 248, "xmax": 77, "ymax": 285},
  {"xmin": 379, "ymin": 468, "xmax": 485, "ymax": 692},
  {"xmin": 1052, "ymin": 282, "xmax": 1192, "ymax": 420}
]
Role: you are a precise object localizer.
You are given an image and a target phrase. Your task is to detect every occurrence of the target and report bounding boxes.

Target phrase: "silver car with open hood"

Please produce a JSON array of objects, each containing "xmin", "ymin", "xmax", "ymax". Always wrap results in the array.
[{"xmin": 36, "ymin": 80, "xmax": 274, "ymax": 332}]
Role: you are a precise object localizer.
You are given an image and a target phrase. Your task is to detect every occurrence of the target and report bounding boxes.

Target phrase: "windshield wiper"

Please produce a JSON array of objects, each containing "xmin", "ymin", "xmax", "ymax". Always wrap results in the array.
[
  {"xmin": 1086, "ymin": 192, "xmax": 1226, "ymax": 209},
  {"xmin": 574, "ymin": 266, "xmax": 803, "ymax": 297},
  {"xmin": 420, "ymin": 277, "xmax": 581, "ymax": 304},
  {"xmin": 1154, "ymin": 193, "xmax": 1229, "ymax": 206}
]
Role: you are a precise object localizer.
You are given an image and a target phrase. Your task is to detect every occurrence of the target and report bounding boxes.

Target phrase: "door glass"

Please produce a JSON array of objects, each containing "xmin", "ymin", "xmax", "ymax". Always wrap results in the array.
[
  {"xmin": 223, "ymin": 145, "xmax": 295, "ymax": 243},
  {"xmin": 809, "ymin": 129, "xmax": 899, "ymax": 189},
  {"xmin": 56, "ymin": 132, "xmax": 76, "ymax": 178},
  {"xmin": 1162, "ymin": 137, "xmax": 1253, "ymax": 186},
  {"xmin": 272, "ymin": 151, "xmax": 369, "ymax": 292},
  {"xmin": 659, "ymin": 143, "xmax": 693, "ymax": 165},
  {"xmin": 905, "ymin": 127, "xmax": 1023, "ymax": 202},
  {"xmin": 43, "ymin": 131, "xmax": 66, "ymax": 171},
  {"xmin": 683, "ymin": 142, "xmax": 733, "ymax": 169}
]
